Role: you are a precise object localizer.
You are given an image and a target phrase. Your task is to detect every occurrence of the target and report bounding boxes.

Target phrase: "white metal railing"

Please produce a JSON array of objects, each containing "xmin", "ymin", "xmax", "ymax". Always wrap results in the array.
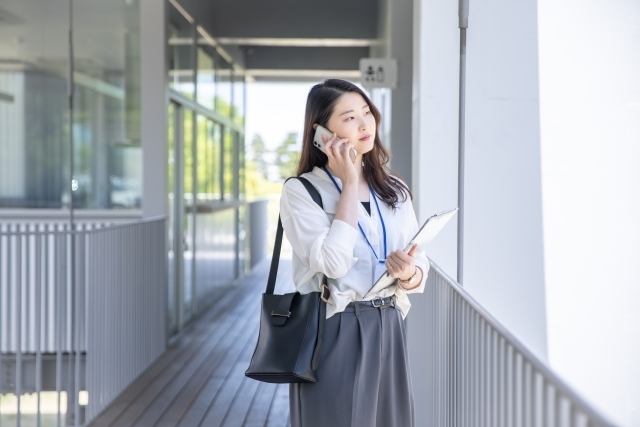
[
  {"xmin": 0, "ymin": 222, "xmax": 109, "ymax": 354},
  {"xmin": 411, "ymin": 259, "xmax": 617, "ymax": 427},
  {"xmin": 0, "ymin": 217, "xmax": 166, "ymax": 426}
]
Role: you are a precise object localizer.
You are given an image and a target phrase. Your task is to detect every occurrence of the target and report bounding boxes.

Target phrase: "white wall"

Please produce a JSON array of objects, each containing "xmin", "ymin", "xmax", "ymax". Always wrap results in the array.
[
  {"xmin": 538, "ymin": 0, "xmax": 640, "ymax": 424},
  {"xmin": 465, "ymin": 0, "xmax": 548, "ymax": 360},
  {"xmin": 409, "ymin": 0, "xmax": 548, "ymax": 361}
]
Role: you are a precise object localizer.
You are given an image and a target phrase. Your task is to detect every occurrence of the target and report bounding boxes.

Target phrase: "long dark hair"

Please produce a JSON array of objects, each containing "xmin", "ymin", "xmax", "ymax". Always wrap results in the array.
[{"xmin": 296, "ymin": 79, "xmax": 412, "ymax": 210}]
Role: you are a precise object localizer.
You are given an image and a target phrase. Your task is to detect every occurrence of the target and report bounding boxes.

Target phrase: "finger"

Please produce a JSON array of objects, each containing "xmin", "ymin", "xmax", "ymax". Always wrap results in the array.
[
  {"xmin": 342, "ymin": 142, "xmax": 354, "ymax": 157},
  {"xmin": 385, "ymin": 262, "xmax": 396, "ymax": 276},
  {"xmin": 330, "ymin": 138, "xmax": 345, "ymax": 156},
  {"xmin": 395, "ymin": 248, "xmax": 415, "ymax": 264},
  {"xmin": 334, "ymin": 140, "xmax": 351, "ymax": 157},
  {"xmin": 386, "ymin": 257, "xmax": 401, "ymax": 273},
  {"xmin": 324, "ymin": 134, "xmax": 341, "ymax": 156},
  {"xmin": 408, "ymin": 244, "xmax": 418, "ymax": 257},
  {"xmin": 394, "ymin": 251, "xmax": 414, "ymax": 270},
  {"xmin": 330, "ymin": 136, "xmax": 343, "ymax": 147}
]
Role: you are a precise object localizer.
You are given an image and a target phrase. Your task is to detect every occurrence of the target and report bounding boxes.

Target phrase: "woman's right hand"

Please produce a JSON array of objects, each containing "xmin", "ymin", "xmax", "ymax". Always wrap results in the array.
[{"xmin": 316, "ymin": 125, "xmax": 357, "ymax": 185}]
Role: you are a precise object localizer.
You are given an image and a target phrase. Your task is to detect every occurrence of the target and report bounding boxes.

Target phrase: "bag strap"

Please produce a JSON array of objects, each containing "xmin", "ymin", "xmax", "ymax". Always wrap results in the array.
[{"xmin": 266, "ymin": 176, "xmax": 325, "ymax": 295}]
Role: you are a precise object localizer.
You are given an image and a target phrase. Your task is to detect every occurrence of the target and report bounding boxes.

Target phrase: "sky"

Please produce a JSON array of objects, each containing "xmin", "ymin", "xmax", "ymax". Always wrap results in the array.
[{"xmin": 244, "ymin": 82, "xmax": 312, "ymax": 156}]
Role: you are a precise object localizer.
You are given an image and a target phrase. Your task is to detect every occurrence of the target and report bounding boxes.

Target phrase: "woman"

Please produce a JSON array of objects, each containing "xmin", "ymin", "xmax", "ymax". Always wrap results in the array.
[{"xmin": 280, "ymin": 79, "xmax": 429, "ymax": 427}]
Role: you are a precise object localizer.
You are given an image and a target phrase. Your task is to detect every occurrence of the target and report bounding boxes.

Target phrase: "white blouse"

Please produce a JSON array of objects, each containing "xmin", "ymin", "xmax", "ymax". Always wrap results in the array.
[{"xmin": 279, "ymin": 166, "xmax": 430, "ymax": 319}]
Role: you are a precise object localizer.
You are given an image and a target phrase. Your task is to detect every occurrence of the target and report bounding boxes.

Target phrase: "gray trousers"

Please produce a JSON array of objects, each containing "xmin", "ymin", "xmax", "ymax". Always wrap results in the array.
[{"xmin": 289, "ymin": 303, "xmax": 415, "ymax": 427}]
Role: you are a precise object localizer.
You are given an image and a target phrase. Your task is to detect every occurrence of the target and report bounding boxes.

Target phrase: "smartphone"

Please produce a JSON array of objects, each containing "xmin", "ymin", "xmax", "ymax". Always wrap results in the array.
[{"xmin": 313, "ymin": 125, "xmax": 357, "ymax": 164}]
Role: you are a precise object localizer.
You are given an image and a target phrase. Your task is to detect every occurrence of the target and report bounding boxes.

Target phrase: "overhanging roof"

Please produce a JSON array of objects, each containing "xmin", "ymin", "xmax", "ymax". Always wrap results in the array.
[{"xmin": 177, "ymin": 0, "xmax": 382, "ymax": 81}]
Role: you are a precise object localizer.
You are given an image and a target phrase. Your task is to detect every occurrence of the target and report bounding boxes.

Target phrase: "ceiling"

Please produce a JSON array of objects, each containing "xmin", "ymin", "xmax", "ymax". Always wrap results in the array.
[
  {"xmin": 178, "ymin": 0, "xmax": 382, "ymax": 81},
  {"xmin": 0, "ymin": 0, "xmax": 382, "ymax": 82}
]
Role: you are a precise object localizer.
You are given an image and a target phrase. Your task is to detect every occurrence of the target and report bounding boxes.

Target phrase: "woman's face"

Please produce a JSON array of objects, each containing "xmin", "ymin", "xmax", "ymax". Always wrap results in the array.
[{"xmin": 325, "ymin": 92, "xmax": 377, "ymax": 155}]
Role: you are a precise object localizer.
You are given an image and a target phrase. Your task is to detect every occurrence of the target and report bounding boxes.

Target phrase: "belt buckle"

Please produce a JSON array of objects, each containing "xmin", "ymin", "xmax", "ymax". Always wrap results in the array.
[
  {"xmin": 320, "ymin": 284, "xmax": 330, "ymax": 303},
  {"xmin": 371, "ymin": 297, "xmax": 384, "ymax": 308}
]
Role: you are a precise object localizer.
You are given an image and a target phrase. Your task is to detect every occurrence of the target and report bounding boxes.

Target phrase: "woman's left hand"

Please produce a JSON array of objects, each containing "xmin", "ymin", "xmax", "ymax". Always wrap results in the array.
[{"xmin": 385, "ymin": 244, "xmax": 418, "ymax": 281}]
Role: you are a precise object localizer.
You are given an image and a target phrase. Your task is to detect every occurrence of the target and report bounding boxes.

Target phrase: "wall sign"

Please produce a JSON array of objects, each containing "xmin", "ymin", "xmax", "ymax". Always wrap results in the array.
[{"xmin": 359, "ymin": 58, "xmax": 397, "ymax": 89}]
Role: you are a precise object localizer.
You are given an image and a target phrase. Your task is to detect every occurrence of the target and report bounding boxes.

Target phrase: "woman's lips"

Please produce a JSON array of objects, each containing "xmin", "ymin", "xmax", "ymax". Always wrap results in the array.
[{"xmin": 359, "ymin": 135, "xmax": 371, "ymax": 141}]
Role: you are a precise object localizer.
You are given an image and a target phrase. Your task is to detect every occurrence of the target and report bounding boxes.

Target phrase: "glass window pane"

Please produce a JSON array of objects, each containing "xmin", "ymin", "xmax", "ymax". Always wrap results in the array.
[
  {"xmin": 0, "ymin": 0, "xmax": 67, "ymax": 209},
  {"xmin": 168, "ymin": 3, "xmax": 195, "ymax": 99},
  {"xmin": 167, "ymin": 102, "xmax": 177, "ymax": 335},
  {"xmin": 183, "ymin": 109, "xmax": 194, "ymax": 322},
  {"xmin": 196, "ymin": 116, "xmax": 221, "ymax": 202},
  {"xmin": 239, "ymin": 133, "xmax": 246, "ymax": 200},
  {"xmin": 215, "ymin": 53, "xmax": 232, "ymax": 118},
  {"xmin": 233, "ymin": 73, "xmax": 245, "ymax": 125},
  {"xmin": 196, "ymin": 46, "xmax": 216, "ymax": 110},
  {"xmin": 0, "ymin": 0, "xmax": 142, "ymax": 210},
  {"xmin": 75, "ymin": 0, "xmax": 142, "ymax": 209},
  {"xmin": 223, "ymin": 128, "xmax": 234, "ymax": 200},
  {"xmin": 212, "ymin": 123, "xmax": 223, "ymax": 199}
]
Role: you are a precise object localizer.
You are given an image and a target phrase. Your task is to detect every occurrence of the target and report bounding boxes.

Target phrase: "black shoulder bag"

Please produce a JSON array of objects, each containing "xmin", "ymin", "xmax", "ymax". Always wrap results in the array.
[{"xmin": 245, "ymin": 176, "xmax": 330, "ymax": 383}]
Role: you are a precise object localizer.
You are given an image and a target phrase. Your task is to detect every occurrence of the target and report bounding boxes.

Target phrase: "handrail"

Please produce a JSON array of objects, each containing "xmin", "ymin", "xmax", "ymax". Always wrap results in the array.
[
  {"xmin": 0, "ymin": 215, "xmax": 166, "ymax": 236},
  {"xmin": 0, "ymin": 218, "xmax": 167, "ymax": 425},
  {"xmin": 416, "ymin": 258, "xmax": 618, "ymax": 427},
  {"xmin": 429, "ymin": 259, "xmax": 615, "ymax": 425},
  {"xmin": 85, "ymin": 215, "xmax": 167, "ymax": 234},
  {"xmin": 0, "ymin": 208, "xmax": 142, "ymax": 220}
]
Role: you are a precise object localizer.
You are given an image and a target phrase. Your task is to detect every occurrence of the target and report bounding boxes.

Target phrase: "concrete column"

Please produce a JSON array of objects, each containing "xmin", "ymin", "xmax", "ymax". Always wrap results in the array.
[
  {"xmin": 408, "ymin": 0, "xmax": 548, "ymax": 423},
  {"xmin": 387, "ymin": 0, "xmax": 414, "ymax": 188},
  {"xmin": 141, "ymin": 0, "xmax": 167, "ymax": 218}
]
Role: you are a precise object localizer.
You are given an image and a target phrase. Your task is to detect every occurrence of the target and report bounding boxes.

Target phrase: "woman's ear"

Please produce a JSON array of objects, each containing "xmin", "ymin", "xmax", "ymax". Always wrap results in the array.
[{"xmin": 312, "ymin": 123, "xmax": 318, "ymax": 129}]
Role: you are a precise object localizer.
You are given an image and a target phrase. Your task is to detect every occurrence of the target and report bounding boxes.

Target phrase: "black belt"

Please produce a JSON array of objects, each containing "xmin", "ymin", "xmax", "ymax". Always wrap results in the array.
[{"xmin": 347, "ymin": 296, "xmax": 395, "ymax": 308}]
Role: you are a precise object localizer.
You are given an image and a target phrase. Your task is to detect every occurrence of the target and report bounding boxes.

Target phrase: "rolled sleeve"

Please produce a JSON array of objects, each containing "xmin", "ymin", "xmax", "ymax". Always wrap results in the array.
[
  {"xmin": 310, "ymin": 219, "xmax": 359, "ymax": 278},
  {"xmin": 281, "ymin": 180, "xmax": 359, "ymax": 282},
  {"xmin": 325, "ymin": 219, "xmax": 359, "ymax": 252}
]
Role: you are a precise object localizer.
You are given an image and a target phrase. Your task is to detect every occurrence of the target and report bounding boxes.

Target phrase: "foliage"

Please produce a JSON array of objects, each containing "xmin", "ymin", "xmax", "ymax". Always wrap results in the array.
[
  {"xmin": 245, "ymin": 159, "xmax": 283, "ymax": 199},
  {"xmin": 274, "ymin": 132, "xmax": 301, "ymax": 181},
  {"xmin": 250, "ymin": 134, "xmax": 269, "ymax": 180}
]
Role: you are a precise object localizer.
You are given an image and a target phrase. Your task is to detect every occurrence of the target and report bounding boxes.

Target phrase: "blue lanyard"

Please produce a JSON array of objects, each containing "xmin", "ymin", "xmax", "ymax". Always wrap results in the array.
[{"xmin": 322, "ymin": 166, "xmax": 387, "ymax": 264}]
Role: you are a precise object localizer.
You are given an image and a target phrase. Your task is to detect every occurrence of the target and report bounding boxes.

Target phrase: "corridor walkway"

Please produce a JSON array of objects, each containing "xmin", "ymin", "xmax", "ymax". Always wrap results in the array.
[{"xmin": 88, "ymin": 258, "xmax": 293, "ymax": 427}]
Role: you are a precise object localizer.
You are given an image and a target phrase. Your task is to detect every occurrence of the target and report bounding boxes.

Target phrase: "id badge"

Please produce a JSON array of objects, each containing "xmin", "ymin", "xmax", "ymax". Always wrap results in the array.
[{"xmin": 373, "ymin": 261, "xmax": 388, "ymax": 287}]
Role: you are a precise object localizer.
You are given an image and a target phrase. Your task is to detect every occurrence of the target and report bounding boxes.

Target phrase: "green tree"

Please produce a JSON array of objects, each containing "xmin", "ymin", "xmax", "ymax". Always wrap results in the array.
[
  {"xmin": 251, "ymin": 134, "xmax": 269, "ymax": 180},
  {"xmin": 275, "ymin": 132, "xmax": 301, "ymax": 180}
]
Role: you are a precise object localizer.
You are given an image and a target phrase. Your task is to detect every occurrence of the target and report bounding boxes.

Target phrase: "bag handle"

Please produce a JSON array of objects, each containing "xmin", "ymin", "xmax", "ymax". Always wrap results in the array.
[{"xmin": 266, "ymin": 176, "xmax": 325, "ymax": 295}]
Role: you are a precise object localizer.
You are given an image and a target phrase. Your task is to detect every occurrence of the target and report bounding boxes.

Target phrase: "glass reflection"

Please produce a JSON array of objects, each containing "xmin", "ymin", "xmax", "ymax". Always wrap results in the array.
[
  {"xmin": 195, "ymin": 208, "xmax": 237, "ymax": 307},
  {"xmin": 196, "ymin": 116, "xmax": 221, "ymax": 202},
  {"xmin": 233, "ymin": 73, "xmax": 245, "ymax": 125},
  {"xmin": 183, "ymin": 109, "xmax": 194, "ymax": 322},
  {"xmin": 215, "ymin": 53, "xmax": 232, "ymax": 118},
  {"xmin": 223, "ymin": 128, "xmax": 234, "ymax": 200},
  {"xmin": 168, "ymin": 3, "xmax": 195, "ymax": 99},
  {"xmin": 196, "ymin": 45, "xmax": 216, "ymax": 110},
  {"xmin": 164, "ymin": 2, "xmax": 247, "ymax": 335},
  {"xmin": 0, "ymin": 0, "xmax": 141, "ymax": 209},
  {"xmin": 168, "ymin": 102, "xmax": 178, "ymax": 335}
]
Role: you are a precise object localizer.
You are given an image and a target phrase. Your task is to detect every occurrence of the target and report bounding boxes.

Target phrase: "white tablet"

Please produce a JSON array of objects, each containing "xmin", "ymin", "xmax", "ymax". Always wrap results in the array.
[{"xmin": 364, "ymin": 208, "xmax": 458, "ymax": 298}]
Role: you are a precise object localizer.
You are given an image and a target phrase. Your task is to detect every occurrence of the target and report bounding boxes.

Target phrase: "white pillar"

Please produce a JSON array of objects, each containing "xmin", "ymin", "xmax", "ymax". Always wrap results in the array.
[
  {"xmin": 387, "ymin": 0, "xmax": 414, "ymax": 185},
  {"xmin": 141, "ymin": 0, "xmax": 167, "ymax": 218},
  {"xmin": 538, "ymin": 0, "xmax": 640, "ymax": 424},
  {"xmin": 408, "ymin": 0, "xmax": 549, "ymax": 422}
]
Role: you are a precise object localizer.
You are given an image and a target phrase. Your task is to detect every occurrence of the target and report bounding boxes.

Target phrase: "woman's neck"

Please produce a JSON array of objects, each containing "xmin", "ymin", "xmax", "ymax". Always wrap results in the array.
[{"xmin": 354, "ymin": 155, "xmax": 364, "ymax": 181}]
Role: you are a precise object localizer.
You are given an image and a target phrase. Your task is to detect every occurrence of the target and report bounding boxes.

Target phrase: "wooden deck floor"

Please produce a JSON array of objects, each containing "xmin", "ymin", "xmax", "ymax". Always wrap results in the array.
[{"xmin": 88, "ymin": 258, "xmax": 294, "ymax": 427}]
